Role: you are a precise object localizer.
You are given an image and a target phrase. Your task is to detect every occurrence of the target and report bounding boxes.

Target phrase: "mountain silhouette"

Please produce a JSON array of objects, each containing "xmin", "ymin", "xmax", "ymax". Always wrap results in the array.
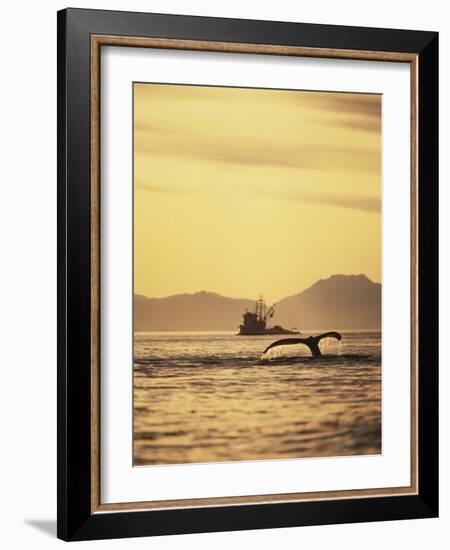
[
  {"xmin": 134, "ymin": 291, "xmax": 254, "ymax": 331},
  {"xmin": 275, "ymin": 274, "xmax": 381, "ymax": 330},
  {"xmin": 134, "ymin": 274, "xmax": 381, "ymax": 331}
]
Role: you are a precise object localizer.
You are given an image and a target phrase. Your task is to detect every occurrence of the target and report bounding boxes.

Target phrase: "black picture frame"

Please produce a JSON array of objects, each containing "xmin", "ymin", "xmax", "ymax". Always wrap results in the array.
[{"xmin": 57, "ymin": 7, "xmax": 438, "ymax": 541}]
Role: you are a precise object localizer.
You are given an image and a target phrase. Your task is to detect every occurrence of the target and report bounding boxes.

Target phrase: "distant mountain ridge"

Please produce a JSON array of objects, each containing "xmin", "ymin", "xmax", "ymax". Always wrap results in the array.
[
  {"xmin": 275, "ymin": 274, "xmax": 381, "ymax": 330},
  {"xmin": 134, "ymin": 291, "xmax": 254, "ymax": 332},
  {"xmin": 134, "ymin": 274, "xmax": 381, "ymax": 331}
]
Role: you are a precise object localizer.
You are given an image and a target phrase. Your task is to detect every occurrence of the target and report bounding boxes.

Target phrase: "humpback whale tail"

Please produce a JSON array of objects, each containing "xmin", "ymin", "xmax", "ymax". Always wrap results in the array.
[{"xmin": 263, "ymin": 331, "xmax": 342, "ymax": 358}]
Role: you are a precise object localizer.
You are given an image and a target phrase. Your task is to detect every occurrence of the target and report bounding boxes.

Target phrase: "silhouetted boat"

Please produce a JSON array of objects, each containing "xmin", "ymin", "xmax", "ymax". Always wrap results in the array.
[{"xmin": 238, "ymin": 296, "xmax": 300, "ymax": 336}]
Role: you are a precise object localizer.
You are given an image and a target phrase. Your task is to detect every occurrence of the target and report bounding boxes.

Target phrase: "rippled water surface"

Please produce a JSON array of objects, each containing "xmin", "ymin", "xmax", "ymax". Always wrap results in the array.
[{"xmin": 134, "ymin": 331, "xmax": 381, "ymax": 465}]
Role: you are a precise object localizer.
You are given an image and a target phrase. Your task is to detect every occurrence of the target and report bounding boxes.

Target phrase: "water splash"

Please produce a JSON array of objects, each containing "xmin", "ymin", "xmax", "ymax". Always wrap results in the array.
[
  {"xmin": 262, "ymin": 347, "xmax": 283, "ymax": 361},
  {"xmin": 320, "ymin": 336, "xmax": 343, "ymax": 355}
]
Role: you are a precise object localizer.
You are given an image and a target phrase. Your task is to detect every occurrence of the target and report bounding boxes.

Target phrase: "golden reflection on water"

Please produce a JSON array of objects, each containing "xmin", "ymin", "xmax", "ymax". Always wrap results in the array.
[{"xmin": 133, "ymin": 331, "xmax": 381, "ymax": 465}]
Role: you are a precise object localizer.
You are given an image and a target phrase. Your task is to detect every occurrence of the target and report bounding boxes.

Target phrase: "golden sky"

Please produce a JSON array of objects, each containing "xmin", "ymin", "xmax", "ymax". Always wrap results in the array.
[{"xmin": 134, "ymin": 83, "xmax": 381, "ymax": 303}]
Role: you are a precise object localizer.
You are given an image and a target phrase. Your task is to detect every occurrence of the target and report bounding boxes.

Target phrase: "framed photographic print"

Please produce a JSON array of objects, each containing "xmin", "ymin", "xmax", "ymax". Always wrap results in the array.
[{"xmin": 57, "ymin": 8, "xmax": 438, "ymax": 541}]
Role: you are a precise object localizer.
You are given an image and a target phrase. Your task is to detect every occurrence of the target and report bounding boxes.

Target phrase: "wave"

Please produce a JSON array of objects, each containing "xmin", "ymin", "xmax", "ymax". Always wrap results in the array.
[
  {"xmin": 258, "ymin": 353, "xmax": 377, "ymax": 365},
  {"xmin": 134, "ymin": 352, "xmax": 380, "ymax": 370}
]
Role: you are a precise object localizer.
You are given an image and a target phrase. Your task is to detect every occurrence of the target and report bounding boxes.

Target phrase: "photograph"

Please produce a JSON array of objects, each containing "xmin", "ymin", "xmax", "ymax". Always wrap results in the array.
[
  {"xmin": 54, "ymin": 6, "xmax": 438, "ymax": 542},
  {"xmin": 133, "ymin": 82, "xmax": 382, "ymax": 466}
]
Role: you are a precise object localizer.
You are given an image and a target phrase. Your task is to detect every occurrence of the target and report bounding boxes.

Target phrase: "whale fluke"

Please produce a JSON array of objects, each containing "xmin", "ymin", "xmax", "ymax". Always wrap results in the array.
[{"xmin": 263, "ymin": 331, "xmax": 342, "ymax": 358}]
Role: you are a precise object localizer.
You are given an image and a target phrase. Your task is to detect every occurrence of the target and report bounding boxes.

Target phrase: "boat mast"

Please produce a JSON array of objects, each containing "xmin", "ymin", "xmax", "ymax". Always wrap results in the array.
[
  {"xmin": 255, "ymin": 295, "xmax": 268, "ymax": 322},
  {"xmin": 253, "ymin": 296, "xmax": 277, "ymax": 323}
]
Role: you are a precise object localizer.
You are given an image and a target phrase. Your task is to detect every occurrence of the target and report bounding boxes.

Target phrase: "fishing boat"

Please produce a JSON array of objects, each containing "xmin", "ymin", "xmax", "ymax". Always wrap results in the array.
[{"xmin": 238, "ymin": 296, "xmax": 300, "ymax": 336}]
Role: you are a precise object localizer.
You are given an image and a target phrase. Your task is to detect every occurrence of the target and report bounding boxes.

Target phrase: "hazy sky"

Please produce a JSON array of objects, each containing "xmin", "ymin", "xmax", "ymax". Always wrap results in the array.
[{"xmin": 134, "ymin": 83, "xmax": 381, "ymax": 303}]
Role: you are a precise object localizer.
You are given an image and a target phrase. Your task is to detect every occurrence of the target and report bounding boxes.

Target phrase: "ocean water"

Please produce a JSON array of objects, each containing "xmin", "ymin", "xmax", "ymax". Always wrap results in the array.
[{"xmin": 134, "ymin": 331, "xmax": 381, "ymax": 465}]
